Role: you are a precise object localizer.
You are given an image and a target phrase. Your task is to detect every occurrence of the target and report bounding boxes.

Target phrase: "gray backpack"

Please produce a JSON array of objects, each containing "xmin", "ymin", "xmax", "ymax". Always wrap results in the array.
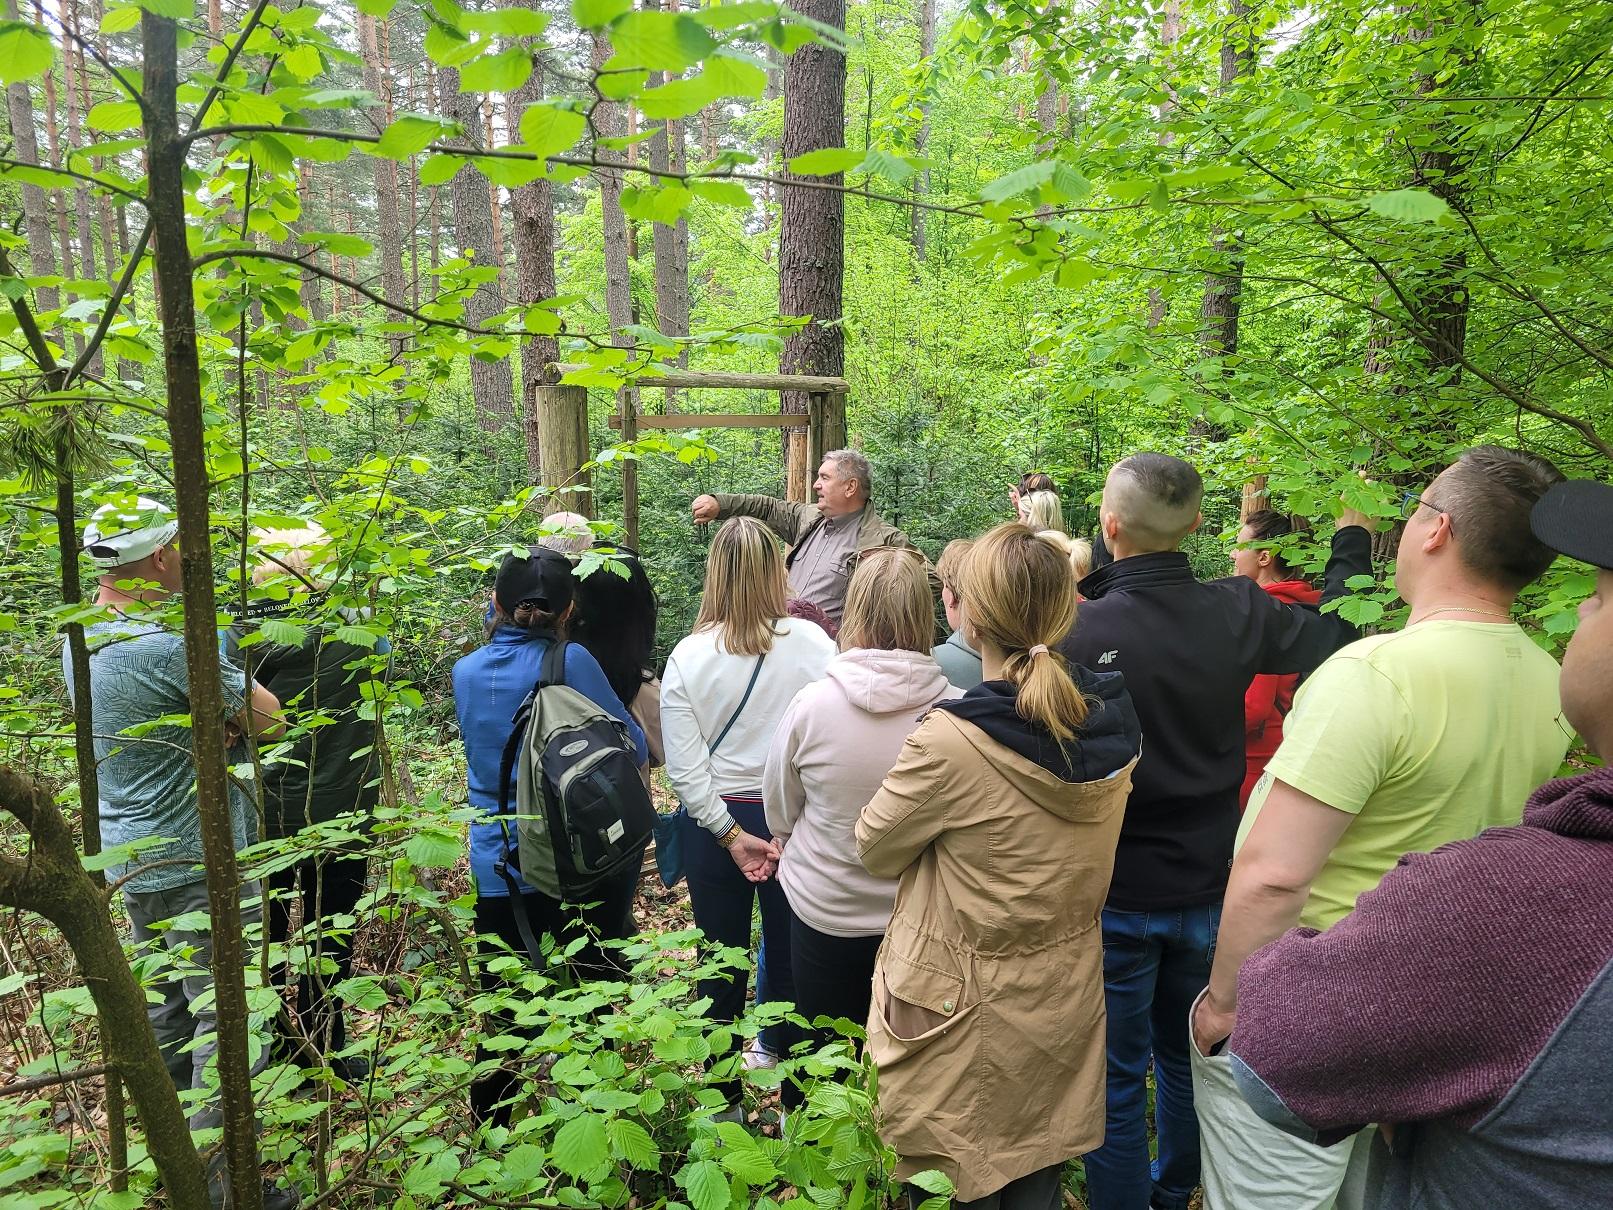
[{"xmin": 495, "ymin": 637, "xmax": 654, "ymax": 932}]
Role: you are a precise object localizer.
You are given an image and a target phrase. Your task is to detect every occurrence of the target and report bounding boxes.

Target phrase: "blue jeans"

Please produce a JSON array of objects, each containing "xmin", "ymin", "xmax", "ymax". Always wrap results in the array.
[{"xmin": 1082, "ymin": 904, "xmax": 1221, "ymax": 1210}]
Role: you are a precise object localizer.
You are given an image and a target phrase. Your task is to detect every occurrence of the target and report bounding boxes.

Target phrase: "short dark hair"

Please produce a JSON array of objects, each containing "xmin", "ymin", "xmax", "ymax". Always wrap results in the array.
[
  {"xmin": 1436, "ymin": 445, "xmax": 1565, "ymax": 591},
  {"xmin": 1019, "ymin": 472, "xmax": 1056, "ymax": 495},
  {"xmin": 1242, "ymin": 509, "xmax": 1298, "ymax": 574}
]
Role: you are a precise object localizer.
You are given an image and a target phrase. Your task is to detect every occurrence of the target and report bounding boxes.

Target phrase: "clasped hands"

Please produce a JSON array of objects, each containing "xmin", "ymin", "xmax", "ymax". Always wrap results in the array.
[{"xmin": 727, "ymin": 830, "xmax": 782, "ymax": 883}]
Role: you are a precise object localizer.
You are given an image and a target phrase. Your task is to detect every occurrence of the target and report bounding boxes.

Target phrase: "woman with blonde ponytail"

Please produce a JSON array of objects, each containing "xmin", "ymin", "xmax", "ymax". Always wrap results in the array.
[{"xmin": 856, "ymin": 523, "xmax": 1142, "ymax": 1209}]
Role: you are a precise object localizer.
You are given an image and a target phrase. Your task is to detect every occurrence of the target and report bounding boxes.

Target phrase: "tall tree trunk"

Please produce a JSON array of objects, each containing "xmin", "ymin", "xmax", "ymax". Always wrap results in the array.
[
  {"xmin": 439, "ymin": 65, "xmax": 514, "ymax": 431},
  {"xmin": 509, "ymin": 7, "xmax": 558, "ymax": 480},
  {"xmin": 61, "ymin": 0, "xmax": 100, "ymax": 372},
  {"xmin": 647, "ymin": 0, "xmax": 691, "ymax": 407},
  {"xmin": 141, "ymin": 14, "xmax": 263, "ymax": 1210},
  {"xmin": 592, "ymin": 31, "xmax": 639, "ymax": 530},
  {"xmin": 427, "ymin": 61, "xmax": 442, "ymax": 277},
  {"xmin": 483, "ymin": 94, "xmax": 507, "ymax": 287},
  {"xmin": 5, "ymin": 0, "xmax": 58, "ymax": 318},
  {"xmin": 910, "ymin": 0, "xmax": 936, "ymax": 260},
  {"xmin": 779, "ymin": 0, "xmax": 848, "ymax": 497},
  {"xmin": 406, "ymin": 62, "xmax": 421, "ymax": 311},
  {"xmin": 1145, "ymin": 0, "xmax": 1182, "ymax": 331},
  {"xmin": 1198, "ymin": 0, "xmax": 1256, "ymax": 363},
  {"xmin": 359, "ymin": 11, "xmax": 407, "ymax": 359}
]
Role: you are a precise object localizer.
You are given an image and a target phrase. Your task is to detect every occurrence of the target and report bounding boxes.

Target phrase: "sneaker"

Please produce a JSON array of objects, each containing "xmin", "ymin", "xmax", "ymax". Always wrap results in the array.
[
  {"xmin": 329, "ymin": 1055, "xmax": 371, "ymax": 1084},
  {"xmin": 709, "ymin": 1103, "xmax": 746, "ymax": 1126},
  {"xmin": 262, "ymin": 1181, "xmax": 301, "ymax": 1210},
  {"xmin": 742, "ymin": 1044, "xmax": 777, "ymax": 1070}
]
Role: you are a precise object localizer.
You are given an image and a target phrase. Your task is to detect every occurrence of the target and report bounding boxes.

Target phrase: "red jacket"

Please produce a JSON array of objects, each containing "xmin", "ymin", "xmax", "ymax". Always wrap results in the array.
[{"xmin": 1240, "ymin": 578, "xmax": 1322, "ymax": 810}]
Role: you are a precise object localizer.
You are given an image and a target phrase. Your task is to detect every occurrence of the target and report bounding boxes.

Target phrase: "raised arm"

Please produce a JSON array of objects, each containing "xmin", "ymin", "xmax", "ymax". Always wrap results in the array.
[
  {"xmin": 706, "ymin": 493, "xmax": 816, "ymax": 544},
  {"xmin": 1251, "ymin": 521, "xmax": 1372, "ymax": 676}
]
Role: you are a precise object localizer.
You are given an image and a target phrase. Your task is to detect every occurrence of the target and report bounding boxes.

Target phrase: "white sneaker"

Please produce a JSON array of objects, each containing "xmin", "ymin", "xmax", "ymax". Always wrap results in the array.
[{"xmin": 742, "ymin": 1044, "xmax": 777, "ymax": 1070}]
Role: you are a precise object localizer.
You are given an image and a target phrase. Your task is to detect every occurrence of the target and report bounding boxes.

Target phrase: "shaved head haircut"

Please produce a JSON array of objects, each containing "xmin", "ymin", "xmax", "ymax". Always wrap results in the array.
[{"xmin": 1105, "ymin": 453, "xmax": 1204, "ymax": 553}]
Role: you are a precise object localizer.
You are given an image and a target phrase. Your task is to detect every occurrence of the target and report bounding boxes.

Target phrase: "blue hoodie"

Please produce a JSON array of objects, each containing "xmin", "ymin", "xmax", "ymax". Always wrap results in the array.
[{"xmin": 453, "ymin": 627, "xmax": 648, "ymax": 898}]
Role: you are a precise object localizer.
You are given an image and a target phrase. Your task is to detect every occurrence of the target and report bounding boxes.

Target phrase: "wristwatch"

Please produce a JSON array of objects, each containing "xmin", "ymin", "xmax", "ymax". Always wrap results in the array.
[{"xmin": 716, "ymin": 824, "xmax": 743, "ymax": 849}]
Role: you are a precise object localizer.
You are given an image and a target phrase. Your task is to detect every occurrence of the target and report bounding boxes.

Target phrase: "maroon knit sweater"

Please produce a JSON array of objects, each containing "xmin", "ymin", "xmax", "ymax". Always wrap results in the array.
[{"xmin": 1228, "ymin": 764, "xmax": 1613, "ymax": 1136}]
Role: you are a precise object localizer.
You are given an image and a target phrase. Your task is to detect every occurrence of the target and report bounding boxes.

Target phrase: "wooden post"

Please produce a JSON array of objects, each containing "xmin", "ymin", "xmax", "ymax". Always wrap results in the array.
[
  {"xmin": 537, "ymin": 384, "xmax": 591, "ymax": 518},
  {"xmin": 620, "ymin": 388, "xmax": 638, "ymax": 547}
]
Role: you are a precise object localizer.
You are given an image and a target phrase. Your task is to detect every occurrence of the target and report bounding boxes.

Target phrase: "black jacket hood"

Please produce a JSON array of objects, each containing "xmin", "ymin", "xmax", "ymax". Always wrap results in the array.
[{"xmin": 933, "ymin": 663, "xmax": 1140, "ymax": 785}]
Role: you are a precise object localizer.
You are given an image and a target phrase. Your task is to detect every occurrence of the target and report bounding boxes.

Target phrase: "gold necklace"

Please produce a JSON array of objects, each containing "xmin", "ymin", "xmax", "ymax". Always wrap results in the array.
[{"xmin": 1417, "ymin": 605, "xmax": 1511, "ymax": 622}]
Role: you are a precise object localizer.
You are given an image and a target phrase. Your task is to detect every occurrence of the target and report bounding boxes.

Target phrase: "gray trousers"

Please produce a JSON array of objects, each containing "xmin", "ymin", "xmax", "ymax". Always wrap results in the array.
[{"xmin": 124, "ymin": 879, "xmax": 266, "ymax": 1138}]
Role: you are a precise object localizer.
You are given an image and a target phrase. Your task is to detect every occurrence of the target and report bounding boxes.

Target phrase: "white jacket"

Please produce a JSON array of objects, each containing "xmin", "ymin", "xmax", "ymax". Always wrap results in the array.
[
  {"xmin": 763, "ymin": 647, "xmax": 961, "ymax": 937},
  {"xmin": 661, "ymin": 620, "xmax": 836, "ymax": 837}
]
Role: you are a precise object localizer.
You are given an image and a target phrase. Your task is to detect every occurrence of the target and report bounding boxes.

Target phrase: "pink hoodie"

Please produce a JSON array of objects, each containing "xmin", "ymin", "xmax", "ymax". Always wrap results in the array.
[{"xmin": 763, "ymin": 648, "xmax": 961, "ymax": 937}]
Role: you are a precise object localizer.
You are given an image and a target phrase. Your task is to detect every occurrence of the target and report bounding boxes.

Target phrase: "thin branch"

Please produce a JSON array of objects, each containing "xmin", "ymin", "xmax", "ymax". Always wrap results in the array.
[
  {"xmin": 1, "ymin": 1063, "xmax": 113, "ymax": 1098},
  {"xmin": 0, "ymin": 157, "xmax": 143, "ymax": 204}
]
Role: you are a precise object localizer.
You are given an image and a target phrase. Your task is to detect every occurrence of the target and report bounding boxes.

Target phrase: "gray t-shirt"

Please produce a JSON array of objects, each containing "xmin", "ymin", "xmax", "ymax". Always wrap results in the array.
[
  {"xmin": 67, "ymin": 619, "xmax": 254, "ymax": 892},
  {"xmin": 788, "ymin": 509, "xmax": 863, "ymax": 623}
]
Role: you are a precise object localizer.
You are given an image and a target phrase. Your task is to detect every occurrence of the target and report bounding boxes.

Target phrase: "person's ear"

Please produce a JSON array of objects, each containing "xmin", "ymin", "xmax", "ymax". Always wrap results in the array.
[
  {"xmin": 1187, "ymin": 511, "xmax": 1205, "ymax": 536},
  {"xmin": 1257, "ymin": 548, "xmax": 1272, "ymax": 570},
  {"xmin": 1102, "ymin": 510, "xmax": 1120, "ymax": 542},
  {"xmin": 1424, "ymin": 512, "xmax": 1455, "ymax": 554}
]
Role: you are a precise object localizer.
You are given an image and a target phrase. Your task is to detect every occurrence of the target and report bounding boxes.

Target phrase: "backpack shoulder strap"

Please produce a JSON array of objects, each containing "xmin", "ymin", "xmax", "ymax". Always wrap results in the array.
[{"xmin": 540, "ymin": 633, "xmax": 568, "ymax": 689}]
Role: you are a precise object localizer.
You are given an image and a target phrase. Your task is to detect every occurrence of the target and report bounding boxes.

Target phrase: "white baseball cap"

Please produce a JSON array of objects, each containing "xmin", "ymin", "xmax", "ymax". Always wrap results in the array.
[{"xmin": 82, "ymin": 497, "xmax": 179, "ymax": 569}]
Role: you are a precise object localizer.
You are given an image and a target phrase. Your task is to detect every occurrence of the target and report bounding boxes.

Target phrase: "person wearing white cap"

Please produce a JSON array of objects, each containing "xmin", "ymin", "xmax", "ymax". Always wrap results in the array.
[{"xmin": 71, "ymin": 496, "xmax": 295, "ymax": 1210}]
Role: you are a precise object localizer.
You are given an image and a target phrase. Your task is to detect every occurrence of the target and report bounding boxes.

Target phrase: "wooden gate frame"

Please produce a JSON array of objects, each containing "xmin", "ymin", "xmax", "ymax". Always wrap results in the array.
[{"xmin": 548, "ymin": 363, "xmax": 850, "ymax": 545}]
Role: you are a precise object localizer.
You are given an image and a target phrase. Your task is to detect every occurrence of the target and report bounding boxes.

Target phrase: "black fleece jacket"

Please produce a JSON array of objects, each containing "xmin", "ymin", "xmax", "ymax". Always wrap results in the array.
[{"xmin": 1057, "ymin": 525, "xmax": 1373, "ymax": 910}]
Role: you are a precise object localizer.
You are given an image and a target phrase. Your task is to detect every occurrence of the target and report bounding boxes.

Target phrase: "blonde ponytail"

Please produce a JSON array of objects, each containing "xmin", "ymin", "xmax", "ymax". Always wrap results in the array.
[{"xmin": 960, "ymin": 523, "xmax": 1089, "ymax": 742}]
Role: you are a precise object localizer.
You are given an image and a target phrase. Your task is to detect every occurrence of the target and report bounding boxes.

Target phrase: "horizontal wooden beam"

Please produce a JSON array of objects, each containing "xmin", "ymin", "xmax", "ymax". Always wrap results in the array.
[
  {"xmin": 608, "ymin": 413, "xmax": 805, "ymax": 430},
  {"xmin": 555, "ymin": 363, "xmax": 849, "ymax": 394}
]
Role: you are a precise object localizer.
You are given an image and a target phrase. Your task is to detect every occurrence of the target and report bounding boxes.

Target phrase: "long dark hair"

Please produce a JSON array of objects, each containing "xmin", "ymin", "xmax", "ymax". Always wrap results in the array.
[
  {"xmin": 570, "ymin": 547, "xmax": 658, "ymax": 707},
  {"xmin": 1243, "ymin": 509, "xmax": 1300, "ymax": 577}
]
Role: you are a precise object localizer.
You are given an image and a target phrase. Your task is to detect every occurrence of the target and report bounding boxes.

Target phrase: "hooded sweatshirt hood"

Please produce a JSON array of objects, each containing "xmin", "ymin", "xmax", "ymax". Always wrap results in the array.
[
  {"xmin": 828, "ymin": 647, "xmax": 958, "ymax": 714},
  {"xmin": 934, "ymin": 664, "xmax": 1140, "ymax": 792},
  {"xmin": 1263, "ymin": 578, "xmax": 1322, "ymax": 608}
]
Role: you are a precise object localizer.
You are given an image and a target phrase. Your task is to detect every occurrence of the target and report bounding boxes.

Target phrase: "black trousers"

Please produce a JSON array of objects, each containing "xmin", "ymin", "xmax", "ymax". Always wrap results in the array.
[
  {"xmin": 907, "ymin": 1164, "xmax": 1065, "ymax": 1210},
  {"xmin": 789, "ymin": 913, "xmax": 882, "ymax": 1059},
  {"xmin": 680, "ymin": 800, "xmax": 802, "ymax": 1108},
  {"xmin": 267, "ymin": 850, "xmax": 368, "ymax": 1062},
  {"xmin": 469, "ymin": 869, "xmax": 639, "ymax": 1126}
]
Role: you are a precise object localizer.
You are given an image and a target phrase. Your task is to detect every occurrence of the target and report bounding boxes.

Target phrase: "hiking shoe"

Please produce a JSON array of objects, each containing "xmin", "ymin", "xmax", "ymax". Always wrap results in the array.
[
  {"xmin": 742, "ymin": 1044, "xmax": 777, "ymax": 1070},
  {"xmin": 262, "ymin": 1181, "xmax": 301, "ymax": 1210}
]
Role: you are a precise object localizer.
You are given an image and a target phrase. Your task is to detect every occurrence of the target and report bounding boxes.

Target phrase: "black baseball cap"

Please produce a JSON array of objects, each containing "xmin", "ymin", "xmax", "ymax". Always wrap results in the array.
[
  {"xmin": 493, "ymin": 546, "xmax": 575, "ymax": 615},
  {"xmin": 1531, "ymin": 480, "xmax": 1613, "ymax": 571}
]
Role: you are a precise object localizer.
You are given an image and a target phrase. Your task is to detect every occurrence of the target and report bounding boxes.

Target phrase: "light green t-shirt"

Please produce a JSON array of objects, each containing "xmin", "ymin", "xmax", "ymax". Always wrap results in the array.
[{"xmin": 1239, "ymin": 620, "xmax": 1573, "ymax": 931}]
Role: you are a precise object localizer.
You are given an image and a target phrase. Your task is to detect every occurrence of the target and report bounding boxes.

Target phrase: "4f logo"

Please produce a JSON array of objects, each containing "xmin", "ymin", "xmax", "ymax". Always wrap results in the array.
[{"xmin": 1097, "ymin": 650, "xmax": 1119, "ymax": 665}]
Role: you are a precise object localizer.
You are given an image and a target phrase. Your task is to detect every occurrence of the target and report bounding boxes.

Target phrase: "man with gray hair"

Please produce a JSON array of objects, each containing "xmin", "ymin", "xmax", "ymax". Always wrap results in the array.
[{"xmin": 691, "ymin": 449, "xmax": 919, "ymax": 624}]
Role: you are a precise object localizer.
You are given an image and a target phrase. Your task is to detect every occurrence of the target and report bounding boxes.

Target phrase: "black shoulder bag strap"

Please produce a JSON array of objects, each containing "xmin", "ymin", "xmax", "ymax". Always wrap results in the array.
[{"xmin": 710, "ymin": 653, "xmax": 765, "ymax": 757}]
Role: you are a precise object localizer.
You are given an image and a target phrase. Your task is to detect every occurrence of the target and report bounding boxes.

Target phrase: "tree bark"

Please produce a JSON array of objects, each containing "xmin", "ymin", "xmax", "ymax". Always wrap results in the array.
[
  {"xmin": 1198, "ymin": 0, "xmax": 1256, "ymax": 363},
  {"xmin": 0, "ymin": 767, "xmax": 208, "ymax": 1210},
  {"xmin": 1145, "ymin": 0, "xmax": 1182, "ymax": 331},
  {"xmin": 439, "ymin": 63, "xmax": 515, "ymax": 430},
  {"xmin": 484, "ymin": 94, "xmax": 507, "ymax": 288},
  {"xmin": 592, "ymin": 31, "xmax": 640, "ymax": 531},
  {"xmin": 60, "ymin": 0, "xmax": 100, "ymax": 369},
  {"xmin": 509, "ymin": 3, "xmax": 558, "ymax": 480},
  {"xmin": 647, "ymin": 0, "xmax": 691, "ymax": 407},
  {"xmin": 141, "ymin": 14, "xmax": 263, "ymax": 1209},
  {"xmin": 359, "ymin": 11, "xmax": 407, "ymax": 359},
  {"xmin": 5, "ymin": 0, "xmax": 58, "ymax": 318},
  {"xmin": 910, "ymin": 0, "xmax": 936, "ymax": 260},
  {"xmin": 779, "ymin": 0, "xmax": 848, "ymax": 499}
]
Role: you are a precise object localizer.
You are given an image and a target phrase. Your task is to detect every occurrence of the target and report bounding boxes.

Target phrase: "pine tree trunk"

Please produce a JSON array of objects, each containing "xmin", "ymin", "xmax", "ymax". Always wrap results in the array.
[
  {"xmin": 439, "ymin": 64, "xmax": 514, "ymax": 431},
  {"xmin": 5, "ymin": 0, "xmax": 58, "ymax": 318},
  {"xmin": 592, "ymin": 32, "xmax": 639, "ymax": 529},
  {"xmin": 509, "ymin": 4, "xmax": 559, "ymax": 480},
  {"xmin": 779, "ymin": 0, "xmax": 848, "ymax": 497},
  {"xmin": 484, "ymin": 94, "xmax": 507, "ymax": 289},
  {"xmin": 359, "ymin": 11, "xmax": 407, "ymax": 358},
  {"xmin": 61, "ymin": 0, "xmax": 99, "ymax": 368},
  {"xmin": 141, "ymin": 15, "xmax": 263, "ymax": 1209},
  {"xmin": 1198, "ymin": 0, "xmax": 1256, "ymax": 364},
  {"xmin": 910, "ymin": 0, "xmax": 935, "ymax": 260}
]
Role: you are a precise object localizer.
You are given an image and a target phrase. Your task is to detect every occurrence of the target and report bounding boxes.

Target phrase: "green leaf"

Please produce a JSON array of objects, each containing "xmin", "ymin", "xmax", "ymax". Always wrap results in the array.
[
  {"xmin": 303, "ymin": 231, "xmax": 374, "ymax": 257},
  {"xmin": 376, "ymin": 115, "xmax": 448, "ymax": 159},
  {"xmin": 86, "ymin": 99, "xmax": 142, "ymax": 131},
  {"xmin": 282, "ymin": 43, "xmax": 322, "ymax": 82},
  {"xmin": 980, "ymin": 160, "xmax": 1056, "ymax": 203},
  {"xmin": 420, "ymin": 154, "xmax": 464, "ymax": 185},
  {"xmin": 476, "ymin": 156, "xmax": 548, "ymax": 188},
  {"xmin": 0, "ymin": 22, "xmax": 54, "ymax": 86},
  {"xmin": 519, "ymin": 103, "xmax": 586, "ymax": 160},
  {"xmin": 907, "ymin": 1170, "xmax": 955, "ymax": 1197},
  {"xmin": 551, "ymin": 1112, "xmax": 610, "ymax": 1177},
  {"xmin": 463, "ymin": 8, "xmax": 550, "ymax": 37},
  {"xmin": 99, "ymin": 5, "xmax": 141, "ymax": 33},
  {"xmin": 355, "ymin": 0, "xmax": 397, "ymax": 14},
  {"xmin": 787, "ymin": 146, "xmax": 862, "ymax": 176},
  {"xmin": 717, "ymin": 1143, "xmax": 776, "ymax": 1185},
  {"xmin": 679, "ymin": 1159, "xmax": 732, "ymax": 1210},
  {"xmin": 137, "ymin": 0, "xmax": 193, "ymax": 16},
  {"xmin": 333, "ymin": 975, "xmax": 387, "ymax": 1011},
  {"xmin": 606, "ymin": 1117, "xmax": 659, "ymax": 1168},
  {"xmin": 639, "ymin": 54, "xmax": 767, "ymax": 119},
  {"xmin": 1365, "ymin": 188, "xmax": 1452, "ymax": 225},
  {"xmin": 404, "ymin": 826, "xmax": 460, "ymax": 869},
  {"xmin": 424, "ymin": 18, "xmax": 478, "ymax": 68},
  {"xmin": 689, "ymin": 179, "xmax": 751, "ymax": 208},
  {"xmin": 606, "ymin": 11, "xmax": 717, "ymax": 72},
  {"xmin": 572, "ymin": 0, "xmax": 632, "ymax": 28},
  {"xmin": 460, "ymin": 47, "xmax": 533, "ymax": 94}
]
